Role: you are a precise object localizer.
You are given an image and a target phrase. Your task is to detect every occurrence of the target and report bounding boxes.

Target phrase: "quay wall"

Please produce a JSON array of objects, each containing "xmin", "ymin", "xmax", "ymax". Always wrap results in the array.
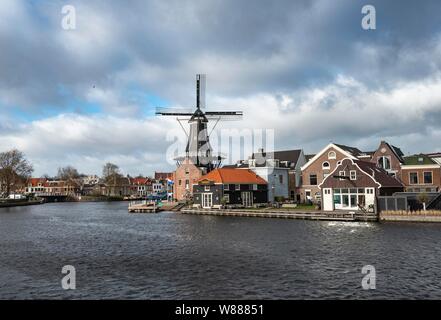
[{"xmin": 380, "ymin": 210, "xmax": 441, "ymax": 223}]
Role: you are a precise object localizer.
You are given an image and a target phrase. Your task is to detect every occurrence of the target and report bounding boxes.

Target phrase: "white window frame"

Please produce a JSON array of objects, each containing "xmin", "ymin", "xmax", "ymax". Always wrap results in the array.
[
  {"xmin": 339, "ymin": 171, "xmax": 345, "ymax": 180},
  {"xmin": 350, "ymin": 170, "xmax": 357, "ymax": 181},
  {"xmin": 204, "ymin": 185, "xmax": 211, "ymax": 191},
  {"xmin": 322, "ymin": 161, "xmax": 330, "ymax": 170},
  {"xmin": 328, "ymin": 151, "xmax": 336, "ymax": 160},
  {"xmin": 224, "ymin": 184, "xmax": 230, "ymax": 191},
  {"xmin": 235, "ymin": 184, "xmax": 240, "ymax": 191}
]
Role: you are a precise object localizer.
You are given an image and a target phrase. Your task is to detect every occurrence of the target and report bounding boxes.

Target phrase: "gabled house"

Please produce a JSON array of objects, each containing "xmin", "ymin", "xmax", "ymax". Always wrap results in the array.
[
  {"xmin": 193, "ymin": 168, "xmax": 268, "ymax": 208},
  {"xmin": 131, "ymin": 177, "xmax": 152, "ymax": 197},
  {"xmin": 319, "ymin": 158, "xmax": 404, "ymax": 211},
  {"xmin": 370, "ymin": 140, "xmax": 404, "ymax": 177},
  {"xmin": 299, "ymin": 143, "xmax": 371, "ymax": 204},
  {"xmin": 400, "ymin": 154, "xmax": 441, "ymax": 193}
]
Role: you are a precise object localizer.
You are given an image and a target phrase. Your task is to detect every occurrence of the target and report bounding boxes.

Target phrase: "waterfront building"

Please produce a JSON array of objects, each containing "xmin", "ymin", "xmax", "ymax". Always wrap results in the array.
[
  {"xmin": 319, "ymin": 158, "xmax": 404, "ymax": 211},
  {"xmin": 173, "ymin": 158, "xmax": 205, "ymax": 201},
  {"xmin": 102, "ymin": 176, "xmax": 134, "ymax": 197},
  {"xmin": 226, "ymin": 148, "xmax": 307, "ymax": 203},
  {"xmin": 400, "ymin": 154, "xmax": 441, "ymax": 193},
  {"xmin": 131, "ymin": 177, "xmax": 153, "ymax": 197},
  {"xmin": 193, "ymin": 168, "xmax": 268, "ymax": 208},
  {"xmin": 299, "ymin": 143, "xmax": 372, "ymax": 204}
]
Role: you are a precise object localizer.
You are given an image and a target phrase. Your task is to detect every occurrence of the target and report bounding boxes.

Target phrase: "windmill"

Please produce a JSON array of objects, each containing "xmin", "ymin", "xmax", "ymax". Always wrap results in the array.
[{"xmin": 156, "ymin": 74, "xmax": 243, "ymax": 172}]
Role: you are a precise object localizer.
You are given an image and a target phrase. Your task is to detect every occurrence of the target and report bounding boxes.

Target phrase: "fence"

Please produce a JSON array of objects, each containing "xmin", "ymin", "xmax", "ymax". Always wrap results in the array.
[{"xmin": 378, "ymin": 192, "xmax": 440, "ymax": 212}]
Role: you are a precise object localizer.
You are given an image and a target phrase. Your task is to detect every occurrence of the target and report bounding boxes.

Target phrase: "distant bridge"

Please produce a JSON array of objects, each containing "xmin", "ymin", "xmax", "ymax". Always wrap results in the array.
[{"xmin": 33, "ymin": 193, "xmax": 76, "ymax": 203}]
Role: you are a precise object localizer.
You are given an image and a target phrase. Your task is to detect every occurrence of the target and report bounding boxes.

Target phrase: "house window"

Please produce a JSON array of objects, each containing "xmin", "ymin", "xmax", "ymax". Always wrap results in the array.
[
  {"xmin": 328, "ymin": 151, "xmax": 336, "ymax": 159},
  {"xmin": 409, "ymin": 172, "xmax": 418, "ymax": 185},
  {"xmin": 253, "ymin": 184, "xmax": 258, "ymax": 191},
  {"xmin": 224, "ymin": 184, "xmax": 230, "ymax": 190},
  {"xmin": 424, "ymin": 172, "xmax": 433, "ymax": 184},
  {"xmin": 223, "ymin": 194, "xmax": 230, "ymax": 203},
  {"xmin": 204, "ymin": 185, "xmax": 211, "ymax": 191},
  {"xmin": 185, "ymin": 179, "xmax": 189, "ymax": 190},
  {"xmin": 235, "ymin": 184, "xmax": 240, "ymax": 191},
  {"xmin": 185, "ymin": 168, "xmax": 189, "ymax": 174},
  {"xmin": 279, "ymin": 175, "xmax": 283, "ymax": 184},
  {"xmin": 178, "ymin": 180, "xmax": 182, "ymax": 186},
  {"xmin": 366, "ymin": 188, "xmax": 374, "ymax": 194},
  {"xmin": 377, "ymin": 156, "xmax": 391, "ymax": 170},
  {"xmin": 339, "ymin": 171, "xmax": 345, "ymax": 180},
  {"xmin": 350, "ymin": 170, "xmax": 357, "ymax": 180},
  {"xmin": 322, "ymin": 161, "xmax": 330, "ymax": 170},
  {"xmin": 309, "ymin": 174, "xmax": 317, "ymax": 185}
]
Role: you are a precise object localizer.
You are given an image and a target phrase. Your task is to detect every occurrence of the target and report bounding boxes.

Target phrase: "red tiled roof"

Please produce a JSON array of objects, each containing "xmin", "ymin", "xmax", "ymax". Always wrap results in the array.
[
  {"xmin": 131, "ymin": 177, "xmax": 151, "ymax": 185},
  {"xmin": 198, "ymin": 168, "xmax": 267, "ymax": 184},
  {"xmin": 28, "ymin": 178, "xmax": 48, "ymax": 187}
]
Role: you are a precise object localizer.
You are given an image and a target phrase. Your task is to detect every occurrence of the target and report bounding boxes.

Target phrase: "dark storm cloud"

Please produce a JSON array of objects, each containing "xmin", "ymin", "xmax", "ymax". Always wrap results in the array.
[{"xmin": 1, "ymin": 0, "xmax": 441, "ymax": 175}]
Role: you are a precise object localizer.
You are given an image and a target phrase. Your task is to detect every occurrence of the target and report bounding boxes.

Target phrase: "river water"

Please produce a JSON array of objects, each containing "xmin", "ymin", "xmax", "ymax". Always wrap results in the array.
[{"xmin": 1, "ymin": 202, "xmax": 441, "ymax": 299}]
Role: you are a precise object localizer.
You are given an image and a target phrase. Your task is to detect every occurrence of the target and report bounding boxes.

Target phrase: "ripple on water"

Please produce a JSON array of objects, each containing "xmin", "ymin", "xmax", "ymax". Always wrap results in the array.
[{"xmin": 1, "ymin": 202, "xmax": 441, "ymax": 299}]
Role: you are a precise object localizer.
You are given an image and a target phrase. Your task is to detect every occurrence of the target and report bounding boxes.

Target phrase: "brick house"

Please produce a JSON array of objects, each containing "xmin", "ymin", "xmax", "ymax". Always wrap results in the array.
[
  {"xmin": 299, "ymin": 143, "xmax": 372, "ymax": 204},
  {"xmin": 369, "ymin": 140, "xmax": 404, "ymax": 178},
  {"xmin": 320, "ymin": 158, "xmax": 404, "ymax": 211},
  {"xmin": 400, "ymin": 154, "xmax": 441, "ymax": 193},
  {"xmin": 193, "ymin": 168, "xmax": 268, "ymax": 208},
  {"xmin": 173, "ymin": 158, "xmax": 205, "ymax": 201}
]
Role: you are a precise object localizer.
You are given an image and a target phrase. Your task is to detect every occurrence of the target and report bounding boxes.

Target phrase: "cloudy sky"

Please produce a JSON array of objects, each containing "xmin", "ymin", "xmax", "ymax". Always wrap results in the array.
[{"xmin": 1, "ymin": 0, "xmax": 441, "ymax": 177}]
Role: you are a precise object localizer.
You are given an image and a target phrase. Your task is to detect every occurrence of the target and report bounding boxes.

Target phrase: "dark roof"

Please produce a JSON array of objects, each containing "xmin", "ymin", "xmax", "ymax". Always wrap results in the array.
[
  {"xmin": 403, "ymin": 154, "xmax": 436, "ymax": 165},
  {"xmin": 334, "ymin": 144, "xmax": 364, "ymax": 157},
  {"xmin": 273, "ymin": 150, "xmax": 302, "ymax": 166},
  {"xmin": 305, "ymin": 154, "xmax": 316, "ymax": 161},
  {"xmin": 250, "ymin": 149, "xmax": 302, "ymax": 168},
  {"xmin": 355, "ymin": 160, "xmax": 403, "ymax": 188},
  {"xmin": 385, "ymin": 142, "xmax": 404, "ymax": 163},
  {"xmin": 426, "ymin": 152, "xmax": 441, "ymax": 157}
]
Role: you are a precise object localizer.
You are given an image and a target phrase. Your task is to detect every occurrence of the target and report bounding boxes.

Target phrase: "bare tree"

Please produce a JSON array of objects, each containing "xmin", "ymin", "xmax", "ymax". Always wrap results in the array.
[
  {"xmin": 57, "ymin": 166, "xmax": 80, "ymax": 181},
  {"xmin": 0, "ymin": 149, "xmax": 33, "ymax": 197},
  {"xmin": 102, "ymin": 163, "xmax": 121, "ymax": 184}
]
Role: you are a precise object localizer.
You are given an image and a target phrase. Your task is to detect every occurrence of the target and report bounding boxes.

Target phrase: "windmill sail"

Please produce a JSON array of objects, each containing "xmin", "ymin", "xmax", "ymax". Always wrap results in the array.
[{"xmin": 156, "ymin": 74, "xmax": 243, "ymax": 170}]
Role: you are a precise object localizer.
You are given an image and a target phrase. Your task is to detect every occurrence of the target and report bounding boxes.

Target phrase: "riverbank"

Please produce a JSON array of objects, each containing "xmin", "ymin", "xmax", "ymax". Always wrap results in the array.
[
  {"xmin": 380, "ymin": 210, "xmax": 441, "ymax": 223},
  {"xmin": 0, "ymin": 198, "xmax": 44, "ymax": 208},
  {"xmin": 181, "ymin": 207, "xmax": 378, "ymax": 222}
]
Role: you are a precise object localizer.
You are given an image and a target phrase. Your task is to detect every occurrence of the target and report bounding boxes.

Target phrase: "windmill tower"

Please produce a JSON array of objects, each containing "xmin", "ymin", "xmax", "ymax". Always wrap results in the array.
[
  {"xmin": 156, "ymin": 74, "xmax": 243, "ymax": 200},
  {"xmin": 156, "ymin": 74, "xmax": 243, "ymax": 170}
]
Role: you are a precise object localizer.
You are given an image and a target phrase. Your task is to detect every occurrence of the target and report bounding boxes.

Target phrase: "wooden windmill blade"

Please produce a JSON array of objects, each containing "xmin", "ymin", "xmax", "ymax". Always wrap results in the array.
[
  {"xmin": 155, "ymin": 107, "xmax": 194, "ymax": 116},
  {"xmin": 205, "ymin": 110, "xmax": 243, "ymax": 121},
  {"xmin": 197, "ymin": 74, "xmax": 206, "ymax": 109}
]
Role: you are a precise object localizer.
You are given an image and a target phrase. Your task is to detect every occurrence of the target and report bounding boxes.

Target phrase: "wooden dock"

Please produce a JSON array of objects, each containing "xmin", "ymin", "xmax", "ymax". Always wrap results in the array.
[
  {"xmin": 128, "ymin": 201, "xmax": 158, "ymax": 213},
  {"xmin": 181, "ymin": 208, "xmax": 378, "ymax": 222}
]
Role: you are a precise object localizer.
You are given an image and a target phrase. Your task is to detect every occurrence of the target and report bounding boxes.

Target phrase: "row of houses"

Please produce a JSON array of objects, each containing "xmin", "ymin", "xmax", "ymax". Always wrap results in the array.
[
  {"xmin": 24, "ymin": 172, "xmax": 174, "ymax": 199},
  {"xmin": 179, "ymin": 141, "xmax": 441, "ymax": 211}
]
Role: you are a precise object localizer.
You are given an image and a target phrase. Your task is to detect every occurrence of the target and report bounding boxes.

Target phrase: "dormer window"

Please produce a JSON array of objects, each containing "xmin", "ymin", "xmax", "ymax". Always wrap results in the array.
[
  {"xmin": 377, "ymin": 156, "xmax": 391, "ymax": 170},
  {"xmin": 328, "ymin": 151, "xmax": 336, "ymax": 159},
  {"xmin": 322, "ymin": 161, "xmax": 330, "ymax": 170}
]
